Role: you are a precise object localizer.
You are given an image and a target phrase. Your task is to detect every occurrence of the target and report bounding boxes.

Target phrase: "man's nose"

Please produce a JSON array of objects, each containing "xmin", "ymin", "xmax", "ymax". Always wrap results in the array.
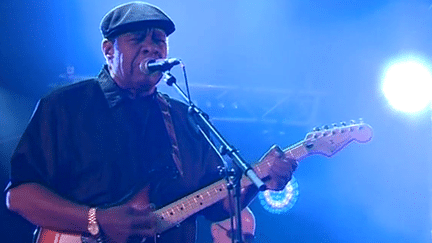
[{"xmin": 140, "ymin": 41, "xmax": 161, "ymax": 58}]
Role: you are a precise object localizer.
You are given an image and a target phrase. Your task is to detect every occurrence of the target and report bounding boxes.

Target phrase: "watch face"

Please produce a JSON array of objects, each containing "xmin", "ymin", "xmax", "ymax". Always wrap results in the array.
[{"xmin": 88, "ymin": 223, "xmax": 99, "ymax": 236}]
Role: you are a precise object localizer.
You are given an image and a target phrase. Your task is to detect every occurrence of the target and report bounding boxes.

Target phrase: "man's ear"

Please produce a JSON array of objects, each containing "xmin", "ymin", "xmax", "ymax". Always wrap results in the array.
[{"xmin": 102, "ymin": 39, "xmax": 114, "ymax": 63}]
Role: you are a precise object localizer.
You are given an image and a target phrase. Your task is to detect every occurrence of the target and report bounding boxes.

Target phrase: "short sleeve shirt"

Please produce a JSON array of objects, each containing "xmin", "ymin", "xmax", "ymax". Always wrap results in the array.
[{"xmin": 7, "ymin": 66, "xmax": 225, "ymax": 242}]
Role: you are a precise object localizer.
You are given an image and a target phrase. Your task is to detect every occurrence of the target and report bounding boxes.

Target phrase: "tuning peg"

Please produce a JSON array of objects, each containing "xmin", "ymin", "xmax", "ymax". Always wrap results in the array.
[
  {"xmin": 358, "ymin": 118, "xmax": 364, "ymax": 124},
  {"xmin": 332, "ymin": 123, "xmax": 338, "ymax": 127},
  {"xmin": 313, "ymin": 127, "xmax": 321, "ymax": 131},
  {"xmin": 340, "ymin": 121, "xmax": 347, "ymax": 133},
  {"xmin": 323, "ymin": 125, "xmax": 330, "ymax": 130},
  {"xmin": 350, "ymin": 120, "xmax": 356, "ymax": 124},
  {"xmin": 322, "ymin": 129, "xmax": 331, "ymax": 136}
]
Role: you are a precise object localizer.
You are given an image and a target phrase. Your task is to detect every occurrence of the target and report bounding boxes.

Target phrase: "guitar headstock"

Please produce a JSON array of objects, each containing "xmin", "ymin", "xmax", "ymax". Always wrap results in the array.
[{"xmin": 303, "ymin": 120, "xmax": 373, "ymax": 157}]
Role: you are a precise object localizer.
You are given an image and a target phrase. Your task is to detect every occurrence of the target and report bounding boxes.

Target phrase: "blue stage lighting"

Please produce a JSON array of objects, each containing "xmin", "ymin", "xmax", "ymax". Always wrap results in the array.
[{"xmin": 258, "ymin": 176, "xmax": 299, "ymax": 214}]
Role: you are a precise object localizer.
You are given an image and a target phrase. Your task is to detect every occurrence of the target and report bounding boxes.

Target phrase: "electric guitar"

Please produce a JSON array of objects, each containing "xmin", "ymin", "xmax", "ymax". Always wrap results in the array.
[{"xmin": 36, "ymin": 121, "xmax": 373, "ymax": 243}]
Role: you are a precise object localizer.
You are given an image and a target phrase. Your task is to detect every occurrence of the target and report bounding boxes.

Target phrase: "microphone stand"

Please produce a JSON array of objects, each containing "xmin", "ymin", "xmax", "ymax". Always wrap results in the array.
[{"xmin": 164, "ymin": 71, "xmax": 266, "ymax": 243}]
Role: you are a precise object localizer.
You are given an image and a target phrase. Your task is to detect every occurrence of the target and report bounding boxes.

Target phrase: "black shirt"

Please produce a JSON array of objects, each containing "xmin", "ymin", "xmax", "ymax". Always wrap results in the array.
[{"xmin": 7, "ymin": 66, "xmax": 226, "ymax": 242}]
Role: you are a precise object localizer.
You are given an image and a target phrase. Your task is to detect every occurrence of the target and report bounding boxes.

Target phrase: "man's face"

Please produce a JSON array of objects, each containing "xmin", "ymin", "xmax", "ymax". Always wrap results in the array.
[{"xmin": 104, "ymin": 28, "xmax": 168, "ymax": 94}]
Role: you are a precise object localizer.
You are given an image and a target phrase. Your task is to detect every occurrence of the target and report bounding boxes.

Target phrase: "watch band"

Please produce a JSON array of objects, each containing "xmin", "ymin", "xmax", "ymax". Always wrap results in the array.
[{"xmin": 87, "ymin": 207, "xmax": 100, "ymax": 236}]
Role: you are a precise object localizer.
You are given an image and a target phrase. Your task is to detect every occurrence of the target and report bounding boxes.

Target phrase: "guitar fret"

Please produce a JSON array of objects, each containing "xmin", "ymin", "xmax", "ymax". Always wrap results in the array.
[
  {"xmin": 287, "ymin": 149, "xmax": 295, "ymax": 158},
  {"xmin": 286, "ymin": 143, "xmax": 308, "ymax": 160}
]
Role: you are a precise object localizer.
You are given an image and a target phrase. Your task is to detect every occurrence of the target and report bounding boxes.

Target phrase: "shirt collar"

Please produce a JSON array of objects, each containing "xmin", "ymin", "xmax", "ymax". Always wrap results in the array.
[
  {"xmin": 97, "ymin": 65, "xmax": 163, "ymax": 108},
  {"xmin": 97, "ymin": 65, "xmax": 128, "ymax": 108}
]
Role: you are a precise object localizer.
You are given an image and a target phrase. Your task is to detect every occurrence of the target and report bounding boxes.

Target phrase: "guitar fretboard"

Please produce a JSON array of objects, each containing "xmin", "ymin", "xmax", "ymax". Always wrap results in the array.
[{"xmin": 154, "ymin": 142, "xmax": 308, "ymax": 233}]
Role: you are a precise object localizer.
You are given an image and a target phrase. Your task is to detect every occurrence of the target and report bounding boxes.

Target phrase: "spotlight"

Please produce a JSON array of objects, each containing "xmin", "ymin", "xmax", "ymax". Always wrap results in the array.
[{"xmin": 382, "ymin": 58, "xmax": 432, "ymax": 113}]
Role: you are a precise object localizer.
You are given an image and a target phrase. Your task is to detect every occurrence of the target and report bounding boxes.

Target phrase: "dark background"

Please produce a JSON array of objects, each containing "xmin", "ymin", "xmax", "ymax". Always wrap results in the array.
[{"xmin": 1, "ymin": 0, "xmax": 432, "ymax": 242}]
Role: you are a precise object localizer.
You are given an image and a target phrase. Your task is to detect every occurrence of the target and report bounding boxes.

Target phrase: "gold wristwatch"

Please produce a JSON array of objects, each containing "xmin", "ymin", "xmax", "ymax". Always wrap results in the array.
[{"xmin": 87, "ymin": 207, "xmax": 100, "ymax": 236}]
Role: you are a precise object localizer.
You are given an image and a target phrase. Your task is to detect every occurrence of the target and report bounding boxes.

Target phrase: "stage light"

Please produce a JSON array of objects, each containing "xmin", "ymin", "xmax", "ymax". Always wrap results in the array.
[
  {"xmin": 382, "ymin": 58, "xmax": 432, "ymax": 113},
  {"xmin": 258, "ymin": 176, "xmax": 299, "ymax": 214}
]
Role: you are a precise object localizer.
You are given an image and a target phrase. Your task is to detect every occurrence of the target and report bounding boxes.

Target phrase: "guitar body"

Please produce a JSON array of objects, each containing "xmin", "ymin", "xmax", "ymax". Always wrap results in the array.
[
  {"xmin": 211, "ymin": 207, "xmax": 255, "ymax": 243},
  {"xmin": 36, "ymin": 229, "xmax": 82, "ymax": 243}
]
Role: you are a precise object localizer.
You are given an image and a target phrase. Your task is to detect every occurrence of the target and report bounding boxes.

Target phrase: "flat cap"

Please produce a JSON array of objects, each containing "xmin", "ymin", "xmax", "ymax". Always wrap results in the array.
[{"xmin": 100, "ymin": 1, "xmax": 175, "ymax": 39}]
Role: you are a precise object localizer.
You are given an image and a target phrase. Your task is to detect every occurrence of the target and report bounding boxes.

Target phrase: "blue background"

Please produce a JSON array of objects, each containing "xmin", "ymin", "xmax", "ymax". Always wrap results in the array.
[{"xmin": 1, "ymin": 0, "xmax": 431, "ymax": 242}]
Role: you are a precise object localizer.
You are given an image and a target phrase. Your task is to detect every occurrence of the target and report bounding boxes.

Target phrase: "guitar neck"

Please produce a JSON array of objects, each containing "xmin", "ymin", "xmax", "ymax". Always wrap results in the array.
[{"xmin": 153, "ymin": 142, "xmax": 308, "ymax": 233}]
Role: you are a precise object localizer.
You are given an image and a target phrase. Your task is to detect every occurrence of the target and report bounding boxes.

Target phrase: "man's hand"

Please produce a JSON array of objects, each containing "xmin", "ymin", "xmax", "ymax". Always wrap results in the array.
[
  {"xmin": 98, "ymin": 203, "xmax": 157, "ymax": 243},
  {"xmin": 264, "ymin": 145, "xmax": 298, "ymax": 191}
]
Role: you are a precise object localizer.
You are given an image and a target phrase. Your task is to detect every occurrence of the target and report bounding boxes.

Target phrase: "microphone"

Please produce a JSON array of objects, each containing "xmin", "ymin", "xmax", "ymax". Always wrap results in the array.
[{"xmin": 139, "ymin": 58, "xmax": 181, "ymax": 74}]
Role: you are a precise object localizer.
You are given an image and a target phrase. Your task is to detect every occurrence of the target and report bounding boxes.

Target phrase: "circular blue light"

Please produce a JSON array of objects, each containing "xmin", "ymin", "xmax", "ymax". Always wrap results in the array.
[{"xmin": 258, "ymin": 177, "xmax": 299, "ymax": 214}]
